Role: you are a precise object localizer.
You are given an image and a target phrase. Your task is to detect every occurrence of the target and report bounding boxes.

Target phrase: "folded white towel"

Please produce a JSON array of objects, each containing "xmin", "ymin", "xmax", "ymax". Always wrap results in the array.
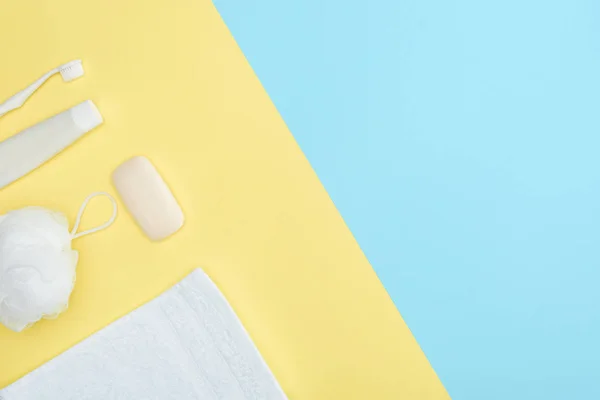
[{"xmin": 0, "ymin": 269, "xmax": 287, "ymax": 400}]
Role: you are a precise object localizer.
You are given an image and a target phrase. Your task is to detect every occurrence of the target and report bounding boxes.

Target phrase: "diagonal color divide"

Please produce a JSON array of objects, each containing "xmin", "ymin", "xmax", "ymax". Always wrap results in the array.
[
  {"xmin": 214, "ymin": 0, "xmax": 600, "ymax": 399},
  {"xmin": 0, "ymin": 0, "xmax": 449, "ymax": 399}
]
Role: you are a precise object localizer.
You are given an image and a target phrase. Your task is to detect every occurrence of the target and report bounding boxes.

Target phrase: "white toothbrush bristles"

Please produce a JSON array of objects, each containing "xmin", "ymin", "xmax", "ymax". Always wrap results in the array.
[{"xmin": 59, "ymin": 60, "xmax": 84, "ymax": 82}]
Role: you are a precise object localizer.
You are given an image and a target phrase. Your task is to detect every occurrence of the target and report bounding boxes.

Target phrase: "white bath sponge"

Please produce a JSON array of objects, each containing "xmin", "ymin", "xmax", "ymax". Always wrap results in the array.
[{"xmin": 0, "ymin": 208, "xmax": 78, "ymax": 332}]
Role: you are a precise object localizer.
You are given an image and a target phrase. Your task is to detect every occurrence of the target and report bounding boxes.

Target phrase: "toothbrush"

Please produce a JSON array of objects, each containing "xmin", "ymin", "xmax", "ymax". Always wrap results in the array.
[{"xmin": 0, "ymin": 60, "xmax": 84, "ymax": 118}]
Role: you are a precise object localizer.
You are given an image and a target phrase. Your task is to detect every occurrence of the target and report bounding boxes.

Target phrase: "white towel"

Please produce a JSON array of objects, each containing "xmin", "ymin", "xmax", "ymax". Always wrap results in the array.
[{"xmin": 0, "ymin": 269, "xmax": 287, "ymax": 400}]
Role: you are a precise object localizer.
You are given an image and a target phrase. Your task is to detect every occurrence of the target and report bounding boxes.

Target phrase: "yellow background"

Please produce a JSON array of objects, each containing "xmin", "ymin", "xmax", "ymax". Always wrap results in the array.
[{"xmin": 0, "ymin": 1, "xmax": 449, "ymax": 398}]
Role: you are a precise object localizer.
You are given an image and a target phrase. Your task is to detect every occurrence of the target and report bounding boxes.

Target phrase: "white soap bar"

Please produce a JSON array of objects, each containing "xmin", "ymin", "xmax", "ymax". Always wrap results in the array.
[{"xmin": 112, "ymin": 156, "xmax": 184, "ymax": 241}]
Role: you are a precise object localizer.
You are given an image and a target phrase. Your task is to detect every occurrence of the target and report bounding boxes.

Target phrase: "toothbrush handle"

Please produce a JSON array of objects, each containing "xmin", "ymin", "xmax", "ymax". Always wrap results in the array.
[{"xmin": 0, "ymin": 70, "xmax": 56, "ymax": 117}]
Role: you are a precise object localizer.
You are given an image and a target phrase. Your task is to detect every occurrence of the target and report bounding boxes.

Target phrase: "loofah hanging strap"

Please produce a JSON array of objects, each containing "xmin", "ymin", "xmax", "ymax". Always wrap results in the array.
[{"xmin": 71, "ymin": 192, "xmax": 118, "ymax": 240}]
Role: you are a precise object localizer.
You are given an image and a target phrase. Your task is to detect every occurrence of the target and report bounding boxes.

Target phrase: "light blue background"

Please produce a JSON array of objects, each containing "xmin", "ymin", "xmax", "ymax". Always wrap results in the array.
[{"xmin": 213, "ymin": 1, "xmax": 600, "ymax": 398}]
